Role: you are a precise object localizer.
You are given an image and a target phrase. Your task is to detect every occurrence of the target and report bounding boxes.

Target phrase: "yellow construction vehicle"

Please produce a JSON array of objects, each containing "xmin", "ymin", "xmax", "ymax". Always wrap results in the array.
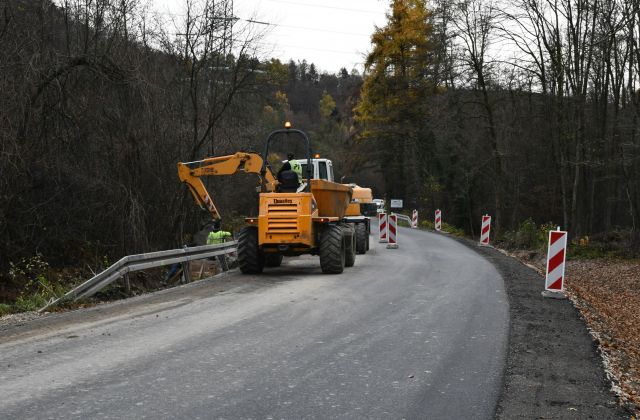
[
  {"xmin": 344, "ymin": 185, "xmax": 377, "ymax": 254},
  {"xmin": 177, "ymin": 152, "xmax": 278, "ymax": 221},
  {"xmin": 297, "ymin": 157, "xmax": 375, "ymax": 255},
  {"xmin": 178, "ymin": 124, "xmax": 357, "ymax": 274}
]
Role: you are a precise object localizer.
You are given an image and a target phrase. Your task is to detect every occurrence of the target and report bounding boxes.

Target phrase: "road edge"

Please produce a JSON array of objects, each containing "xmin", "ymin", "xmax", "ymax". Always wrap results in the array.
[{"xmin": 449, "ymin": 235, "xmax": 630, "ymax": 419}]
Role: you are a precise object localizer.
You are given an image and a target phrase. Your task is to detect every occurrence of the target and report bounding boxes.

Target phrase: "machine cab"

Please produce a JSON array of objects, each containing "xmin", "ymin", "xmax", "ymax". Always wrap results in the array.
[{"xmin": 299, "ymin": 158, "xmax": 334, "ymax": 182}]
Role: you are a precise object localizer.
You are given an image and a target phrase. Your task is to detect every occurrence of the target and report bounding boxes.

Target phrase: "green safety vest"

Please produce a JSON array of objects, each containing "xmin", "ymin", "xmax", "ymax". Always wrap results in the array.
[
  {"xmin": 290, "ymin": 160, "xmax": 302, "ymax": 183},
  {"xmin": 207, "ymin": 230, "xmax": 232, "ymax": 245}
]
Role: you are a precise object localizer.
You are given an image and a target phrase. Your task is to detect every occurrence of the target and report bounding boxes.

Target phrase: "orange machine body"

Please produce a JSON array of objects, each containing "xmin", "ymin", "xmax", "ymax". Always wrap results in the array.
[
  {"xmin": 345, "ymin": 185, "xmax": 374, "ymax": 217},
  {"xmin": 256, "ymin": 180, "xmax": 352, "ymax": 255}
]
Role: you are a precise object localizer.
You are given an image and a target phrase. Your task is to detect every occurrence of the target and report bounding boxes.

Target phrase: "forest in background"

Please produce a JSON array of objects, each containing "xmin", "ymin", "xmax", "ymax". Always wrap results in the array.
[
  {"xmin": 1, "ymin": 0, "xmax": 639, "ymax": 303},
  {"xmin": 357, "ymin": 0, "xmax": 640, "ymax": 245}
]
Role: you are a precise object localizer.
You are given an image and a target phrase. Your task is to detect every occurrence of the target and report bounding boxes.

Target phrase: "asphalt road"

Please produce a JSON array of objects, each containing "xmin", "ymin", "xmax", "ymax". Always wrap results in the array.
[{"xmin": 0, "ymin": 226, "xmax": 509, "ymax": 419}]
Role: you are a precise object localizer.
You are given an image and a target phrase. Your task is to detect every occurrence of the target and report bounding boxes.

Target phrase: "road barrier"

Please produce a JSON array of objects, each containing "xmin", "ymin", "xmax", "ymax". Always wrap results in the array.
[
  {"xmin": 387, "ymin": 214, "xmax": 398, "ymax": 249},
  {"xmin": 435, "ymin": 209, "xmax": 442, "ymax": 231},
  {"xmin": 411, "ymin": 210, "xmax": 418, "ymax": 228},
  {"xmin": 480, "ymin": 215, "xmax": 491, "ymax": 246},
  {"xmin": 40, "ymin": 242, "xmax": 237, "ymax": 312},
  {"xmin": 393, "ymin": 213, "xmax": 412, "ymax": 226},
  {"xmin": 545, "ymin": 228, "xmax": 567, "ymax": 293},
  {"xmin": 379, "ymin": 213, "xmax": 388, "ymax": 243}
]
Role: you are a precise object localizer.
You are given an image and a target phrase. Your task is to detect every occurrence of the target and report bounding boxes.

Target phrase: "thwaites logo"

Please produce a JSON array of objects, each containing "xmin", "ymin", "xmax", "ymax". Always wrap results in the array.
[{"xmin": 273, "ymin": 198, "xmax": 293, "ymax": 204}]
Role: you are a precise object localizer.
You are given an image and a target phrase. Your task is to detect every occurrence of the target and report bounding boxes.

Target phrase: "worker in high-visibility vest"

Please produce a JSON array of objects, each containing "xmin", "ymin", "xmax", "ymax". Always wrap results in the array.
[
  {"xmin": 207, "ymin": 220, "xmax": 232, "ymax": 271},
  {"xmin": 207, "ymin": 220, "xmax": 232, "ymax": 245},
  {"xmin": 288, "ymin": 153, "xmax": 302, "ymax": 184}
]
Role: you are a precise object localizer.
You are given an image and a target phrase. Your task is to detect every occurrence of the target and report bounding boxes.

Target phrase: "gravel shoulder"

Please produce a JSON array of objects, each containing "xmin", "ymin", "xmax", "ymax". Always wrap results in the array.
[
  {"xmin": 0, "ymin": 271, "xmax": 268, "ymax": 344},
  {"xmin": 453, "ymin": 237, "xmax": 631, "ymax": 419}
]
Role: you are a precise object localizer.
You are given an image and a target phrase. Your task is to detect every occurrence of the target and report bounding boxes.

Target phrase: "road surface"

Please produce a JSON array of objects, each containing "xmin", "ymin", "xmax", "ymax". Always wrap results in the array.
[{"xmin": 0, "ymin": 226, "xmax": 509, "ymax": 419}]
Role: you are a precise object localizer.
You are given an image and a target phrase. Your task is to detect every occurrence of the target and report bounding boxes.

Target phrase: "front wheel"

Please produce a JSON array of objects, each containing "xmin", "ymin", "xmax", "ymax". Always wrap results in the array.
[
  {"xmin": 237, "ymin": 226, "xmax": 264, "ymax": 274},
  {"xmin": 319, "ymin": 224, "xmax": 345, "ymax": 274}
]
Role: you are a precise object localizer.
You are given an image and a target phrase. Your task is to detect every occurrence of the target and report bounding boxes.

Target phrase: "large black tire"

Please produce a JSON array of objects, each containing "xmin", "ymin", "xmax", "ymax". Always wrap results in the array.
[
  {"xmin": 264, "ymin": 253, "xmax": 283, "ymax": 267},
  {"xmin": 319, "ymin": 224, "xmax": 345, "ymax": 274},
  {"xmin": 355, "ymin": 222, "xmax": 368, "ymax": 254},
  {"xmin": 343, "ymin": 225, "xmax": 356, "ymax": 267},
  {"xmin": 366, "ymin": 220, "xmax": 370, "ymax": 251},
  {"xmin": 237, "ymin": 226, "xmax": 264, "ymax": 274}
]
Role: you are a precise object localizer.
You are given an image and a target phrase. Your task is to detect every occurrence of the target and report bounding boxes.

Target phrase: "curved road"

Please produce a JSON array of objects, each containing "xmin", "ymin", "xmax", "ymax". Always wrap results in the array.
[{"xmin": 0, "ymin": 226, "xmax": 509, "ymax": 419}]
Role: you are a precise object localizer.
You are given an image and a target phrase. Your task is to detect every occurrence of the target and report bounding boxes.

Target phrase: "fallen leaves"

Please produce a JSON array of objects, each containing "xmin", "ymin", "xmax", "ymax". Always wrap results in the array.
[{"xmin": 565, "ymin": 260, "xmax": 640, "ymax": 416}]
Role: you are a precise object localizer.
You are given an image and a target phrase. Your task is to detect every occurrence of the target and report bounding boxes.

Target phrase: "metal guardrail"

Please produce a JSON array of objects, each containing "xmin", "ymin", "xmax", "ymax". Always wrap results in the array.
[
  {"xmin": 392, "ymin": 213, "xmax": 412, "ymax": 225},
  {"xmin": 40, "ymin": 241, "xmax": 237, "ymax": 312}
]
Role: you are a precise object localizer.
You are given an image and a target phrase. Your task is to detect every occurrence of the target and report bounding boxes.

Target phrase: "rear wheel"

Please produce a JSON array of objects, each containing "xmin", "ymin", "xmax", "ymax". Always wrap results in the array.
[
  {"xmin": 366, "ymin": 220, "xmax": 371, "ymax": 250},
  {"xmin": 319, "ymin": 224, "xmax": 345, "ymax": 274},
  {"xmin": 355, "ymin": 223, "xmax": 368, "ymax": 254},
  {"xmin": 343, "ymin": 225, "xmax": 356, "ymax": 267},
  {"xmin": 237, "ymin": 226, "xmax": 264, "ymax": 274},
  {"xmin": 264, "ymin": 253, "xmax": 283, "ymax": 267}
]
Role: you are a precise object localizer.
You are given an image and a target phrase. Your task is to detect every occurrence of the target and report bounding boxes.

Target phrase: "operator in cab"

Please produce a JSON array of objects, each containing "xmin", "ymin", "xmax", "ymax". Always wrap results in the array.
[
  {"xmin": 280, "ymin": 153, "xmax": 302, "ymax": 183},
  {"xmin": 276, "ymin": 153, "xmax": 302, "ymax": 192}
]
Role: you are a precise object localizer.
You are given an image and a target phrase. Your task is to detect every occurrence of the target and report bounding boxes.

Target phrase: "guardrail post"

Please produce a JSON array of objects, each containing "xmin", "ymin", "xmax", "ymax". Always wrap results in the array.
[
  {"xmin": 123, "ymin": 273, "xmax": 131, "ymax": 293},
  {"xmin": 181, "ymin": 261, "xmax": 192, "ymax": 284},
  {"xmin": 219, "ymin": 255, "xmax": 229, "ymax": 272}
]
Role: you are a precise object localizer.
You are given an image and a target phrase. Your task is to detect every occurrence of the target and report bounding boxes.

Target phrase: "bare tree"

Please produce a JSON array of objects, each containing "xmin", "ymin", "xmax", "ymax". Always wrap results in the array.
[{"xmin": 452, "ymin": 0, "xmax": 506, "ymax": 231}]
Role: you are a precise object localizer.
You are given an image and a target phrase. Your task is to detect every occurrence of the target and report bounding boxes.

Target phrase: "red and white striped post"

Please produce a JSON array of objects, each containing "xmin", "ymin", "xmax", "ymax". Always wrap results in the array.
[
  {"xmin": 480, "ymin": 214, "xmax": 491, "ymax": 246},
  {"xmin": 378, "ymin": 213, "xmax": 388, "ymax": 243},
  {"xmin": 435, "ymin": 209, "xmax": 442, "ymax": 231},
  {"xmin": 387, "ymin": 214, "xmax": 398, "ymax": 249},
  {"xmin": 411, "ymin": 210, "xmax": 418, "ymax": 229},
  {"xmin": 544, "ymin": 228, "xmax": 568, "ymax": 298}
]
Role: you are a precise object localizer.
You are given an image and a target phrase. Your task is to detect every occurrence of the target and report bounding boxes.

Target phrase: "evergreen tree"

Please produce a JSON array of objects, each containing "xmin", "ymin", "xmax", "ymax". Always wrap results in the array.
[{"xmin": 354, "ymin": 0, "xmax": 437, "ymax": 207}]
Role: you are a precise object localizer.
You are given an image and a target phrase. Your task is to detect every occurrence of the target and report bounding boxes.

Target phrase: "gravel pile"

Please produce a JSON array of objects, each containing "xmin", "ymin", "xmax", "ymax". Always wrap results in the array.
[{"xmin": 0, "ymin": 311, "xmax": 42, "ymax": 330}]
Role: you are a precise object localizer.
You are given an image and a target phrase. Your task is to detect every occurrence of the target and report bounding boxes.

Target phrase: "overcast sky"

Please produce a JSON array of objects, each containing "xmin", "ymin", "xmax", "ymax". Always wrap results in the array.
[{"xmin": 154, "ymin": 0, "xmax": 390, "ymax": 74}]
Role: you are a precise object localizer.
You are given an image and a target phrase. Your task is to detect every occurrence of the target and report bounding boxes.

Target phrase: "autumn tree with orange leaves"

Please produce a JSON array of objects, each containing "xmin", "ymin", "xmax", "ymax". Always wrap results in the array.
[{"xmin": 355, "ymin": 0, "xmax": 439, "ymax": 208}]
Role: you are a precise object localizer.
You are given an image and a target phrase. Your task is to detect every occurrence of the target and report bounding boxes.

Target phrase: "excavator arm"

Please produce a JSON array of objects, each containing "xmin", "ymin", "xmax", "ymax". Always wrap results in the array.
[{"xmin": 177, "ymin": 152, "xmax": 278, "ymax": 220}]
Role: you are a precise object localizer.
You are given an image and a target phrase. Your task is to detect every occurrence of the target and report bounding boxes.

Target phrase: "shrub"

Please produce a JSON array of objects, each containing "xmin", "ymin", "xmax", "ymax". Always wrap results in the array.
[
  {"xmin": 508, "ymin": 219, "xmax": 558, "ymax": 252},
  {"xmin": 13, "ymin": 295, "xmax": 47, "ymax": 312},
  {"xmin": 419, "ymin": 219, "xmax": 435, "ymax": 230},
  {"xmin": 568, "ymin": 231, "xmax": 628, "ymax": 259},
  {"xmin": 441, "ymin": 222, "xmax": 465, "ymax": 237},
  {"xmin": 0, "ymin": 303, "xmax": 13, "ymax": 316},
  {"xmin": 8, "ymin": 255, "xmax": 66, "ymax": 312},
  {"xmin": 515, "ymin": 218, "xmax": 537, "ymax": 249}
]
